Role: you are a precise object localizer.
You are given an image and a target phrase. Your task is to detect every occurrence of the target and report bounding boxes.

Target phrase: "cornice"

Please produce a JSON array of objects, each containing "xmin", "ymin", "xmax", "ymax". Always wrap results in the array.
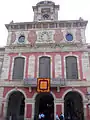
[
  {"xmin": 5, "ymin": 20, "xmax": 88, "ymax": 31},
  {"xmin": 5, "ymin": 43, "xmax": 87, "ymax": 53}
]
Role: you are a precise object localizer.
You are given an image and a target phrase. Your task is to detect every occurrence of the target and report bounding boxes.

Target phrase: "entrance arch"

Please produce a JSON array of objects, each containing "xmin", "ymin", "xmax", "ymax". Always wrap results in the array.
[
  {"xmin": 6, "ymin": 91, "xmax": 25, "ymax": 120},
  {"xmin": 34, "ymin": 93, "xmax": 54, "ymax": 120},
  {"xmin": 64, "ymin": 91, "xmax": 84, "ymax": 120}
]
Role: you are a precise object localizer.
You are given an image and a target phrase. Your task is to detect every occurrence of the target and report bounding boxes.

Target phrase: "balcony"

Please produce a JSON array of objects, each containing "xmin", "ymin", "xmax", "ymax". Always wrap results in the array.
[{"xmin": 23, "ymin": 77, "xmax": 66, "ymax": 87}]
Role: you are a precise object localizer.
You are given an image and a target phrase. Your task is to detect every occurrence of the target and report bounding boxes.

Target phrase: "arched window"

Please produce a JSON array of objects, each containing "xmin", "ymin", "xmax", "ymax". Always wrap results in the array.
[
  {"xmin": 66, "ymin": 56, "xmax": 78, "ymax": 79},
  {"xmin": 12, "ymin": 57, "xmax": 25, "ymax": 80},
  {"xmin": 39, "ymin": 56, "xmax": 51, "ymax": 78}
]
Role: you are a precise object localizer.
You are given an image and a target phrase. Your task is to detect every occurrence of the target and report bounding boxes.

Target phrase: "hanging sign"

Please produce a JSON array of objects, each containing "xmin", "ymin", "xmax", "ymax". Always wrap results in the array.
[{"xmin": 37, "ymin": 78, "xmax": 50, "ymax": 92}]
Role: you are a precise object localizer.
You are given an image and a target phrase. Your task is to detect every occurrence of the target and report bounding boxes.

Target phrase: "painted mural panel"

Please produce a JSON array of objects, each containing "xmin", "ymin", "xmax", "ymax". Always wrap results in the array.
[
  {"xmin": 28, "ymin": 55, "xmax": 35, "ymax": 78},
  {"xmin": 55, "ymin": 55, "xmax": 62, "ymax": 78}
]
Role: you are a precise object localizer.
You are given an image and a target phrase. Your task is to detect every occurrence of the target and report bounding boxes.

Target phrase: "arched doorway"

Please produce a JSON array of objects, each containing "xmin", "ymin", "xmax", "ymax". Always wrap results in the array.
[
  {"xmin": 6, "ymin": 91, "xmax": 25, "ymax": 120},
  {"xmin": 34, "ymin": 93, "xmax": 54, "ymax": 120},
  {"xmin": 64, "ymin": 91, "xmax": 84, "ymax": 120}
]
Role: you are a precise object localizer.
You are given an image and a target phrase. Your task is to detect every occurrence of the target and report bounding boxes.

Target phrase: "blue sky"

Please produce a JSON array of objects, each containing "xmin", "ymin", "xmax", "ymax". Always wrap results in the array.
[{"xmin": 0, "ymin": 0, "xmax": 89, "ymax": 46}]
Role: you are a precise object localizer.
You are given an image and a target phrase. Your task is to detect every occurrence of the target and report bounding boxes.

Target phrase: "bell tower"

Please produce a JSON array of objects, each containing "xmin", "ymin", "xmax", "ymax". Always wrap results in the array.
[{"xmin": 32, "ymin": 1, "xmax": 59, "ymax": 21}]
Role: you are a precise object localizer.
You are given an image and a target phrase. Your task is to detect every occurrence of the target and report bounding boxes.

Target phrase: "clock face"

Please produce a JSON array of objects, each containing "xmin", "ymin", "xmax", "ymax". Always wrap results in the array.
[
  {"xmin": 18, "ymin": 35, "xmax": 25, "ymax": 43},
  {"xmin": 66, "ymin": 33, "xmax": 73, "ymax": 41}
]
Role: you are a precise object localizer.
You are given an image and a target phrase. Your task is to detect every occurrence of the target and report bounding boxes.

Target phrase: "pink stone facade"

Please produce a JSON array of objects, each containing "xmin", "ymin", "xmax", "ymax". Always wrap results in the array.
[{"xmin": 0, "ymin": 1, "xmax": 89, "ymax": 120}]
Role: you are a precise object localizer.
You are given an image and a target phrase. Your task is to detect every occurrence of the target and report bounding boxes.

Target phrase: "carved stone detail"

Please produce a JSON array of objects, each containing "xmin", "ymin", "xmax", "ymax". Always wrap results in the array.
[
  {"xmin": 36, "ymin": 30, "xmax": 54, "ymax": 43},
  {"xmin": 76, "ymin": 29, "xmax": 82, "ymax": 42},
  {"xmin": 11, "ymin": 32, "xmax": 16, "ymax": 43},
  {"xmin": 28, "ymin": 30, "xmax": 37, "ymax": 46},
  {"xmin": 54, "ymin": 30, "xmax": 64, "ymax": 43}
]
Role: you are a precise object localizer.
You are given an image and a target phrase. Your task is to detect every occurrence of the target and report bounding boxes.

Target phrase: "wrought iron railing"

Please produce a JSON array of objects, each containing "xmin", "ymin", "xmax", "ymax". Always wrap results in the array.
[{"xmin": 23, "ymin": 77, "xmax": 66, "ymax": 87}]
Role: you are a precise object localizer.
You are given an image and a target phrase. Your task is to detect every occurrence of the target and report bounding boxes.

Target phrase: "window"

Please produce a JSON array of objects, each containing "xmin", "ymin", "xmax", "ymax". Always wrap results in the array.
[
  {"xmin": 66, "ymin": 56, "xmax": 78, "ymax": 79},
  {"xmin": 39, "ymin": 56, "xmax": 51, "ymax": 78},
  {"xmin": 66, "ymin": 33, "xmax": 73, "ymax": 41},
  {"xmin": 12, "ymin": 57, "xmax": 25, "ymax": 80},
  {"xmin": 43, "ymin": 14, "xmax": 50, "ymax": 20},
  {"xmin": 18, "ymin": 35, "xmax": 25, "ymax": 43}
]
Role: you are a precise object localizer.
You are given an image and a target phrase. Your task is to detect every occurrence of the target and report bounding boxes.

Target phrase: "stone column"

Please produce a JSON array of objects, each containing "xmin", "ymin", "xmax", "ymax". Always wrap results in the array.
[
  {"xmin": 87, "ymin": 104, "xmax": 90, "ymax": 120},
  {"xmin": 83, "ymin": 104, "xmax": 87, "ymax": 120},
  {"xmin": 3, "ymin": 99, "xmax": 8, "ymax": 118},
  {"xmin": 25, "ymin": 104, "xmax": 32, "ymax": 120},
  {"xmin": 0, "ymin": 88, "xmax": 4, "ymax": 117},
  {"xmin": 55, "ymin": 98, "xmax": 64, "ymax": 117},
  {"xmin": 56, "ymin": 104, "xmax": 62, "ymax": 115}
]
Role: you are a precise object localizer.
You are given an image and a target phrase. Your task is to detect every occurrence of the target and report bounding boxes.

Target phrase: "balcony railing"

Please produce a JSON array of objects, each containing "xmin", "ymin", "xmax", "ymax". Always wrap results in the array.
[{"xmin": 24, "ymin": 77, "xmax": 66, "ymax": 87}]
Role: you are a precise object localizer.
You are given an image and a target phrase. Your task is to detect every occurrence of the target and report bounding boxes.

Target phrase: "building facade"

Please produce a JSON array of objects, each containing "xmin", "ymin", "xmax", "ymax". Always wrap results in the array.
[{"xmin": 0, "ymin": 1, "xmax": 90, "ymax": 120}]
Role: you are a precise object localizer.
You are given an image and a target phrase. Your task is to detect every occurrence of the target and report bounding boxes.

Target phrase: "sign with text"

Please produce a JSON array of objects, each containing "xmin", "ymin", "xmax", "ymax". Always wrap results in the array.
[{"xmin": 37, "ymin": 78, "xmax": 50, "ymax": 92}]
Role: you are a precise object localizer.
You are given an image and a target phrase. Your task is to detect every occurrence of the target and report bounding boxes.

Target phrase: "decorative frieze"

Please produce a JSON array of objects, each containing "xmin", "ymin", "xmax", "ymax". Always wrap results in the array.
[{"xmin": 6, "ymin": 22, "xmax": 87, "ymax": 46}]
